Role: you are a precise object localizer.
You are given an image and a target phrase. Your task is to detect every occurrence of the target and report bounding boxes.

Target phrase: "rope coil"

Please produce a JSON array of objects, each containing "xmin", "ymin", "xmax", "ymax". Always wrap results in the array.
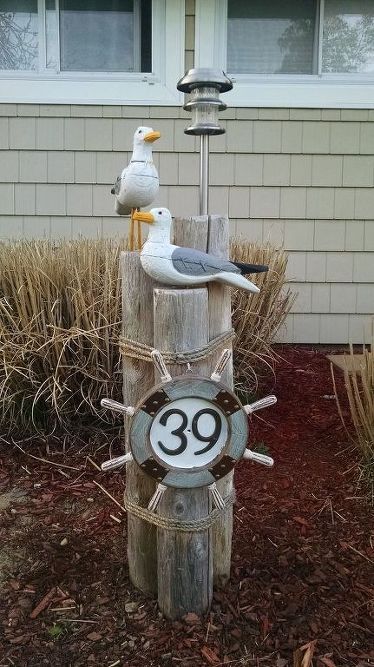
[
  {"xmin": 123, "ymin": 490, "xmax": 235, "ymax": 532},
  {"xmin": 120, "ymin": 329, "xmax": 235, "ymax": 365}
]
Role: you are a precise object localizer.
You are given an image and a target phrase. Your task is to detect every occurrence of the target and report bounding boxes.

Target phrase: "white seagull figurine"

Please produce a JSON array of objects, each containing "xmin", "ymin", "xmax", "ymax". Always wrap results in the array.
[
  {"xmin": 133, "ymin": 207, "xmax": 268, "ymax": 292},
  {"xmin": 111, "ymin": 126, "xmax": 160, "ymax": 250}
]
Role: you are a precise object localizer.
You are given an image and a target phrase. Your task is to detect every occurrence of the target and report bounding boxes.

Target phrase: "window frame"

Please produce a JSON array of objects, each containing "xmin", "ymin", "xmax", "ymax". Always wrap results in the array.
[
  {"xmin": 195, "ymin": 0, "xmax": 374, "ymax": 108},
  {"xmin": 0, "ymin": 0, "xmax": 185, "ymax": 104}
]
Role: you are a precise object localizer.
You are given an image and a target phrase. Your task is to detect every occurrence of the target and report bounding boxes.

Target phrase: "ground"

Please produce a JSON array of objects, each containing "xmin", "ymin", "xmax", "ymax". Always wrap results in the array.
[{"xmin": 0, "ymin": 346, "xmax": 373, "ymax": 667}]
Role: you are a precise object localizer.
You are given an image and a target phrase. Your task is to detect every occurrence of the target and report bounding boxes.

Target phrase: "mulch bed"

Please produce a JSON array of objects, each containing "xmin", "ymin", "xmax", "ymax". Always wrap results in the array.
[{"xmin": 0, "ymin": 346, "xmax": 373, "ymax": 667}]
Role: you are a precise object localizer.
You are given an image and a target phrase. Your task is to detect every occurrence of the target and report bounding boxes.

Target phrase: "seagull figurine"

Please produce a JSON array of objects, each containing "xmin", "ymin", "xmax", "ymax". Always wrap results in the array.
[
  {"xmin": 111, "ymin": 126, "xmax": 160, "ymax": 250},
  {"xmin": 133, "ymin": 207, "xmax": 268, "ymax": 292}
]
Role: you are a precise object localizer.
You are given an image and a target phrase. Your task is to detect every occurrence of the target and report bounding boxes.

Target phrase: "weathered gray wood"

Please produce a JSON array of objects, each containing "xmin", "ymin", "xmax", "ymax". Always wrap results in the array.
[
  {"xmin": 173, "ymin": 216, "xmax": 209, "ymax": 250},
  {"xmin": 121, "ymin": 251, "xmax": 157, "ymax": 595},
  {"xmin": 207, "ymin": 215, "xmax": 234, "ymax": 586},
  {"xmin": 154, "ymin": 287, "xmax": 212, "ymax": 619}
]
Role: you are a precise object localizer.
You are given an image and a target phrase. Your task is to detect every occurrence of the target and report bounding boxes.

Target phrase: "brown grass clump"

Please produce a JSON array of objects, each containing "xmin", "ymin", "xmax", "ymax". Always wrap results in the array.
[
  {"xmin": 0, "ymin": 238, "xmax": 293, "ymax": 438},
  {"xmin": 0, "ymin": 240, "xmax": 124, "ymax": 437},
  {"xmin": 230, "ymin": 239, "xmax": 295, "ymax": 391},
  {"xmin": 331, "ymin": 328, "xmax": 374, "ymax": 487}
]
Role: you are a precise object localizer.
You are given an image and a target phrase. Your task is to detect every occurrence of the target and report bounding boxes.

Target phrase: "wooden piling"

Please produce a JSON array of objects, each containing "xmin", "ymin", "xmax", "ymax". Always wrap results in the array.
[
  {"xmin": 154, "ymin": 287, "xmax": 212, "ymax": 619},
  {"xmin": 122, "ymin": 213, "xmax": 234, "ymax": 601},
  {"xmin": 121, "ymin": 251, "xmax": 158, "ymax": 595},
  {"xmin": 174, "ymin": 214, "xmax": 234, "ymax": 586},
  {"xmin": 208, "ymin": 215, "xmax": 234, "ymax": 586}
]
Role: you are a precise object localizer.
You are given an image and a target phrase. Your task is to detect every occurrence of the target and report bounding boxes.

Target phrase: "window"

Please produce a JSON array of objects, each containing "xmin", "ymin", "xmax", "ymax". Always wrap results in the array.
[
  {"xmin": 227, "ymin": 0, "xmax": 318, "ymax": 75},
  {"xmin": 322, "ymin": 0, "xmax": 374, "ymax": 73},
  {"xmin": 0, "ymin": 0, "xmax": 184, "ymax": 104},
  {"xmin": 195, "ymin": 0, "xmax": 374, "ymax": 107}
]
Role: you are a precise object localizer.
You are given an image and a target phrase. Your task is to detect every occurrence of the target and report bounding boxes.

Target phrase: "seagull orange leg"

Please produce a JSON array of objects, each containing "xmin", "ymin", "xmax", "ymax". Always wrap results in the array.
[
  {"xmin": 136, "ymin": 209, "xmax": 142, "ymax": 250},
  {"xmin": 129, "ymin": 209, "xmax": 135, "ymax": 250}
]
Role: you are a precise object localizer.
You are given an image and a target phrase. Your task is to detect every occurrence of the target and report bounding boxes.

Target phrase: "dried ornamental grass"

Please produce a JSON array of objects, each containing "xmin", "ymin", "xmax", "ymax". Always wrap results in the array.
[
  {"xmin": 230, "ymin": 239, "xmax": 295, "ymax": 391},
  {"xmin": 331, "ymin": 330, "xmax": 374, "ymax": 477},
  {"xmin": 0, "ymin": 238, "xmax": 292, "ymax": 437},
  {"xmin": 0, "ymin": 240, "xmax": 124, "ymax": 436}
]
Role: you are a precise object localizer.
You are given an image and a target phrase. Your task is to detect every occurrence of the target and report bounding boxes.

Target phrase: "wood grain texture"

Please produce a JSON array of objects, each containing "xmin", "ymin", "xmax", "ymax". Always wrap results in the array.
[
  {"xmin": 121, "ymin": 251, "xmax": 158, "ymax": 595},
  {"xmin": 154, "ymin": 287, "xmax": 213, "ymax": 619},
  {"xmin": 207, "ymin": 215, "xmax": 234, "ymax": 586},
  {"xmin": 173, "ymin": 216, "xmax": 209, "ymax": 251}
]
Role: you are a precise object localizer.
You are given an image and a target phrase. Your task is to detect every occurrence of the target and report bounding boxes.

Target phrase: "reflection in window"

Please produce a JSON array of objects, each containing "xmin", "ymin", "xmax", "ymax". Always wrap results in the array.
[
  {"xmin": 0, "ymin": 0, "xmax": 38, "ymax": 70},
  {"xmin": 227, "ymin": 0, "xmax": 317, "ymax": 74},
  {"xmin": 0, "ymin": 0, "xmax": 152, "ymax": 73},
  {"xmin": 60, "ymin": 0, "xmax": 137, "ymax": 72},
  {"xmin": 323, "ymin": 0, "xmax": 374, "ymax": 72},
  {"xmin": 46, "ymin": 0, "xmax": 58, "ymax": 70}
]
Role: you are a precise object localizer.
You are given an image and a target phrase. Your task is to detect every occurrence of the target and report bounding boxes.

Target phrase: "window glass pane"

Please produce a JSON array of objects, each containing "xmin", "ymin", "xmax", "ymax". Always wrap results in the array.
[
  {"xmin": 140, "ymin": 0, "xmax": 151, "ymax": 72},
  {"xmin": 46, "ymin": 0, "xmax": 58, "ymax": 69},
  {"xmin": 60, "ymin": 0, "xmax": 143, "ymax": 72},
  {"xmin": 227, "ymin": 0, "xmax": 317, "ymax": 74},
  {"xmin": 0, "ymin": 0, "xmax": 38, "ymax": 70},
  {"xmin": 323, "ymin": 0, "xmax": 374, "ymax": 72}
]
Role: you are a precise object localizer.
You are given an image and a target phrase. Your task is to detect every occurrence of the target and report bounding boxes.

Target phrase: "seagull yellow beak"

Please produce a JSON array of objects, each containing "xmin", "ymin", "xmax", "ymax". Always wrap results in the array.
[
  {"xmin": 144, "ymin": 130, "xmax": 161, "ymax": 143},
  {"xmin": 132, "ymin": 211, "xmax": 155, "ymax": 224}
]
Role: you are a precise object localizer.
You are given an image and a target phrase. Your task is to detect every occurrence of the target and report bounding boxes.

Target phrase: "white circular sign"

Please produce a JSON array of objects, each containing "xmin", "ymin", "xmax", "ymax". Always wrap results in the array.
[{"xmin": 149, "ymin": 397, "xmax": 228, "ymax": 470}]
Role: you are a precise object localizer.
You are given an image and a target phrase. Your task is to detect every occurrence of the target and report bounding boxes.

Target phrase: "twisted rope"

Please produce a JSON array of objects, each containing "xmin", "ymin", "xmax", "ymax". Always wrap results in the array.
[
  {"xmin": 123, "ymin": 490, "xmax": 236, "ymax": 532},
  {"xmin": 120, "ymin": 329, "xmax": 235, "ymax": 365}
]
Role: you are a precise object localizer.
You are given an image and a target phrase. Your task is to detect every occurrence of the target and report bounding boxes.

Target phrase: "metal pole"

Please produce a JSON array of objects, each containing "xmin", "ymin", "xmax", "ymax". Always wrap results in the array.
[{"xmin": 199, "ymin": 134, "xmax": 209, "ymax": 216}]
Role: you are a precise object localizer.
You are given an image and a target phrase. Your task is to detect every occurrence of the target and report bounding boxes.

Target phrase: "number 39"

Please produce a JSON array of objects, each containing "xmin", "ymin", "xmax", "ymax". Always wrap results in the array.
[{"xmin": 157, "ymin": 408, "xmax": 222, "ymax": 457}]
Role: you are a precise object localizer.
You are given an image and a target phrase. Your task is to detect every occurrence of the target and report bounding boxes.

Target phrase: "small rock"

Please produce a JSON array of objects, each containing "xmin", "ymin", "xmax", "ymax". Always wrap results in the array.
[
  {"xmin": 86, "ymin": 631, "xmax": 102, "ymax": 642},
  {"xmin": 125, "ymin": 602, "xmax": 139, "ymax": 613},
  {"xmin": 60, "ymin": 537, "xmax": 68, "ymax": 546}
]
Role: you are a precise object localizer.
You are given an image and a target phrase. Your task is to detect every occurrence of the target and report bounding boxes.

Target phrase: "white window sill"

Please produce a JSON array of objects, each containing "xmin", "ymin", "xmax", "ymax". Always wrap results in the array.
[
  {"xmin": 225, "ymin": 76, "xmax": 374, "ymax": 109},
  {"xmin": 0, "ymin": 73, "xmax": 183, "ymax": 105}
]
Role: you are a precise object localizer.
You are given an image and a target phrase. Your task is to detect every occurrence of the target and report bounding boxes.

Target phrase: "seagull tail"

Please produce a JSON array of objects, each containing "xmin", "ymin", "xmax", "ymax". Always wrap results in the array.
[
  {"xmin": 115, "ymin": 199, "xmax": 132, "ymax": 216},
  {"xmin": 216, "ymin": 272, "xmax": 260, "ymax": 293},
  {"xmin": 232, "ymin": 261, "xmax": 268, "ymax": 275}
]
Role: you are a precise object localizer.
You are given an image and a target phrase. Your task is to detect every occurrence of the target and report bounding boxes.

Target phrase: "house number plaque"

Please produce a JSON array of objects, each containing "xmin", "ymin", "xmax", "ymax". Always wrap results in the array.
[{"xmin": 129, "ymin": 375, "xmax": 249, "ymax": 489}]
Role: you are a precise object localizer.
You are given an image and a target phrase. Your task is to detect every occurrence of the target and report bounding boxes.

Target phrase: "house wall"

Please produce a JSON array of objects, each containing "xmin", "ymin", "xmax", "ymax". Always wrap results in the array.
[{"xmin": 0, "ymin": 3, "xmax": 373, "ymax": 344}]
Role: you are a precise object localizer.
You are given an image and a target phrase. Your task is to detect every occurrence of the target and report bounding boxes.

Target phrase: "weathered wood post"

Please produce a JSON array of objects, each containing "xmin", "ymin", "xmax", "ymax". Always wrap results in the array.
[
  {"xmin": 107, "ymin": 212, "xmax": 275, "ymax": 620},
  {"xmin": 121, "ymin": 252, "xmax": 158, "ymax": 594},
  {"xmin": 208, "ymin": 215, "xmax": 234, "ymax": 585},
  {"xmin": 174, "ymin": 215, "xmax": 234, "ymax": 585},
  {"xmin": 154, "ymin": 287, "xmax": 212, "ymax": 619}
]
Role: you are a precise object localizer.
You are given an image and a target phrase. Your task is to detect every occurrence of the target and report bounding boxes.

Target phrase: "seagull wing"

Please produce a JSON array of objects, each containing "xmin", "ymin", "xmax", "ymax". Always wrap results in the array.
[
  {"xmin": 111, "ymin": 175, "xmax": 121, "ymax": 195},
  {"xmin": 171, "ymin": 247, "xmax": 240, "ymax": 277}
]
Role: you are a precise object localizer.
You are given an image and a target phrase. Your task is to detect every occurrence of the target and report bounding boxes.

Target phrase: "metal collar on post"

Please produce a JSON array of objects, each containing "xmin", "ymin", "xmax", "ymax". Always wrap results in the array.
[{"xmin": 177, "ymin": 68, "xmax": 233, "ymax": 216}]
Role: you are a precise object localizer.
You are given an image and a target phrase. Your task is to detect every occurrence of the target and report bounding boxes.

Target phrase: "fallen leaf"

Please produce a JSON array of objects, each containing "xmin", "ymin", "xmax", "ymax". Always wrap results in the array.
[
  {"xmin": 30, "ymin": 587, "xmax": 56, "ymax": 619},
  {"xmin": 293, "ymin": 641, "xmax": 317, "ymax": 667},
  {"xmin": 276, "ymin": 659, "xmax": 288, "ymax": 667},
  {"xmin": 183, "ymin": 612, "xmax": 200, "ymax": 625},
  {"xmin": 293, "ymin": 516, "xmax": 310, "ymax": 527},
  {"xmin": 319, "ymin": 656, "xmax": 337, "ymax": 667},
  {"xmin": 230, "ymin": 628, "xmax": 242, "ymax": 639},
  {"xmin": 201, "ymin": 646, "xmax": 220, "ymax": 664}
]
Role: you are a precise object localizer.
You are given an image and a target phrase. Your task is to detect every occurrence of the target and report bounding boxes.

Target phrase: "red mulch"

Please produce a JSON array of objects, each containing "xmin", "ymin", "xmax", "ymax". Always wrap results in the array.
[{"xmin": 0, "ymin": 346, "xmax": 373, "ymax": 667}]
